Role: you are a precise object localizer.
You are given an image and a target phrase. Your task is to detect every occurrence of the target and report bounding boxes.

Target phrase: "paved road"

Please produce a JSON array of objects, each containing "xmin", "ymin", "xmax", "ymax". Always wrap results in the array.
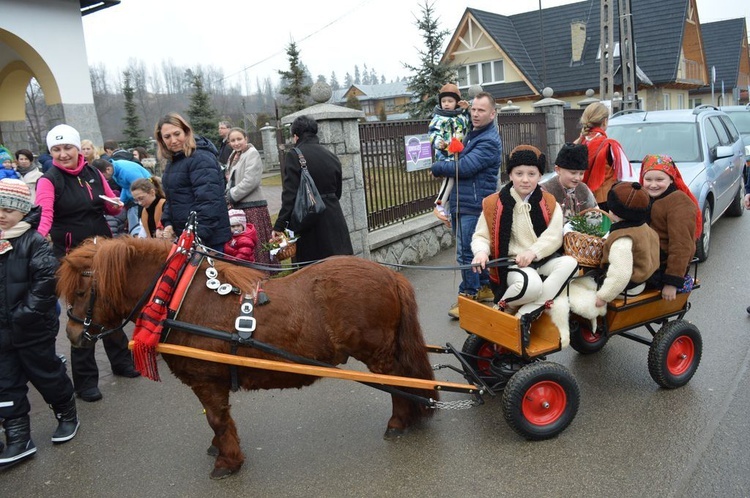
[{"xmin": 2, "ymin": 211, "xmax": 750, "ymax": 497}]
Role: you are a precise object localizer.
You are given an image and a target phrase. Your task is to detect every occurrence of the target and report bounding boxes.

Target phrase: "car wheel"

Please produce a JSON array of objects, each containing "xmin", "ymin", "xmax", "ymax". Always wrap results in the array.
[
  {"xmin": 501, "ymin": 361, "xmax": 580, "ymax": 440},
  {"xmin": 726, "ymin": 183, "xmax": 744, "ymax": 217},
  {"xmin": 695, "ymin": 203, "xmax": 711, "ymax": 262},
  {"xmin": 647, "ymin": 320, "xmax": 702, "ymax": 389}
]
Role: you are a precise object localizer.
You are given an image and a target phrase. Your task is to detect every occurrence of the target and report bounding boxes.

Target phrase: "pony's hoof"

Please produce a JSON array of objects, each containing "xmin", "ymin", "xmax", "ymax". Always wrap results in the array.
[
  {"xmin": 210, "ymin": 467, "xmax": 234, "ymax": 480},
  {"xmin": 383, "ymin": 427, "xmax": 406, "ymax": 440},
  {"xmin": 207, "ymin": 445, "xmax": 219, "ymax": 456}
]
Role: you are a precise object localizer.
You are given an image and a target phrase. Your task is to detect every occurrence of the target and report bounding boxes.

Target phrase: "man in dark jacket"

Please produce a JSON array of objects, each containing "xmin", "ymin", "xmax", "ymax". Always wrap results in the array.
[
  {"xmin": 272, "ymin": 115, "xmax": 353, "ymax": 262},
  {"xmin": 216, "ymin": 121, "xmax": 232, "ymax": 171},
  {"xmin": 431, "ymin": 92, "xmax": 502, "ymax": 318}
]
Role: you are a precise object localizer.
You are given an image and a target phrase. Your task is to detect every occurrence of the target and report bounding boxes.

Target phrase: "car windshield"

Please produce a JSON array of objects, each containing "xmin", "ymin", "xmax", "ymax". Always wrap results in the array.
[
  {"xmin": 607, "ymin": 122, "xmax": 701, "ymax": 163},
  {"xmin": 724, "ymin": 111, "xmax": 750, "ymax": 134}
]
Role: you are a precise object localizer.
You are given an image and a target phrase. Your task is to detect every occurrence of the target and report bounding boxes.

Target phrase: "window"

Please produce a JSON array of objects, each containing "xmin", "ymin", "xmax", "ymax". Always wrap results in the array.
[
  {"xmin": 457, "ymin": 60, "xmax": 505, "ymax": 87},
  {"xmin": 677, "ymin": 93, "xmax": 684, "ymax": 109},
  {"xmin": 708, "ymin": 117, "xmax": 731, "ymax": 146},
  {"xmin": 719, "ymin": 115, "xmax": 740, "ymax": 143},
  {"xmin": 361, "ymin": 102, "xmax": 375, "ymax": 115},
  {"xmin": 384, "ymin": 99, "xmax": 395, "ymax": 112},
  {"xmin": 690, "ymin": 98, "xmax": 702, "ymax": 108},
  {"xmin": 663, "ymin": 93, "xmax": 671, "ymax": 110}
]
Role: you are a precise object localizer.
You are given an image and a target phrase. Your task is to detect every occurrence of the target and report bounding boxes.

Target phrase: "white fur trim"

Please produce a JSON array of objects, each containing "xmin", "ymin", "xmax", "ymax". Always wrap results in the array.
[
  {"xmin": 567, "ymin": 277, "xmax": 607, "ymax": 331},
  {"xmin": 547, "ymin": 295, "xmax": 571, "ymax": 348}
]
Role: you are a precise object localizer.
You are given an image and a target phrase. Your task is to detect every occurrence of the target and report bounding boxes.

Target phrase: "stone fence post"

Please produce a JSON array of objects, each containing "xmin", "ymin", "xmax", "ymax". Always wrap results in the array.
[
  {"xmin": 260, "ymin": 123, "xmax": 279, "ymax": 171},
  {"xmin": 280, "ymin": 82, "xmax": 369, "ymax": 258},
  {"xmin": 533, "ymin": 87, "xmax": 566, "ymax": 165}
]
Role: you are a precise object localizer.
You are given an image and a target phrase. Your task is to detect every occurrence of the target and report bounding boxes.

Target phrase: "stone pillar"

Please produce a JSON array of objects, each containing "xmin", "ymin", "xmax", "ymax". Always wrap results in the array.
[
  {"xmin": 499, "ymin": 100, "xmax": 521, "ymax": 113},
  {"xmin": 577, "ymin": 89, "xmax": 600, "ymax": 109},
  {"xmin": 260, "ymin": 123, "xmax": 279, "ymax": 171},
  {"xmin": 533, "ymin": 87, "xmax": 566, "ymax": 165},
  {"xmin": 0, "ymin": 120, "xmax": 28, "ymax": 153},
  {"xmin": 281, "ymin": 82, "xmax": 369, "ymax": 258}
]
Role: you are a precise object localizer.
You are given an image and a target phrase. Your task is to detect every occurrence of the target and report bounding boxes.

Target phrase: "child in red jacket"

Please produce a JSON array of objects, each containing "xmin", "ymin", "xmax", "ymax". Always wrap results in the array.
[{"xmin": 224, "ymin": 209, "xmax": 258, "ymax": 262}]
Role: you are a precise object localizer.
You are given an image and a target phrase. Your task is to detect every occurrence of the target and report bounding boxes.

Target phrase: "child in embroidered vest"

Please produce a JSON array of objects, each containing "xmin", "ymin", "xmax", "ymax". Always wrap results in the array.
[
  {"xmin": 594, "ymin": 181, "xmax": 660, "ymax": 307},
  {"xmin": 224, "ymin": 209, "xmax": 258, "ymax": 263},
  {"xmin": 639, "ymin": 154, "xmax": 701, "ymax": 301},
  {"xmin": 471, "ymin": 145, "xmax": 579, "ymax": 316},
  {"xmin": 429, "ymin": 83, "xmax": 470, "ymax": 220},
  {"xmin": 540, "ymin": 143, "xmax": 597, "ymax": 223}
]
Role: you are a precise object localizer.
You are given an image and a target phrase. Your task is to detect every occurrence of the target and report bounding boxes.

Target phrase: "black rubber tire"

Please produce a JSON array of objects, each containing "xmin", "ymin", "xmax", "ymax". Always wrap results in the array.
[
  {"xmin": 695, "ymin": 203, "xmax": 711, "ymax": 262},
  {"xmin": 569, "ymin": 317, "xmax": 608, "ymax": 355},
  {"xmin": 726, "ymin": 183, "xmax": 744, "ymax": 217},
  {"xmin": 502, "ymin": 361, "xmax": 580, "ymax": 441},
  {"xmin": 648, "ymin": 320, "xmax": 702, "ymax": 389},
  {"xmin": 461, "ymin": 334, "xmax": 500, "ymax": 377}
]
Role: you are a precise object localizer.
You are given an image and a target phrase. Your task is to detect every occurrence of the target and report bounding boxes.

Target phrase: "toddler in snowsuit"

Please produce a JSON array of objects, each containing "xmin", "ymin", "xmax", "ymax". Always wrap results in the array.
[{"xmin": 224, "ymin": 209, "xmax": 258, "ymax": 263}]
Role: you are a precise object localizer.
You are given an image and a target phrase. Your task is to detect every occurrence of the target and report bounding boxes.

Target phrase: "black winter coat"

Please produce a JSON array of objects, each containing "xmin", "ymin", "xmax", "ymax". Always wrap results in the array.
[
  {"xmin": 161, "ymin": 136, "xmax": 231, "ymax": 247},
  {"xmin": 0, "ymin": 207, "xmax": 60, "ymax": 351},
  {"xmin": 274, "ymin": 135, "xmax": 353, "ymax": 262}
]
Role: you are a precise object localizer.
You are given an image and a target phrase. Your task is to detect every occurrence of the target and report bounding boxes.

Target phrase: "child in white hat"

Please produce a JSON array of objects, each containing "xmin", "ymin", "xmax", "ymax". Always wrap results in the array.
[{"xmin": 224, "ymin": 209, "xmax": 258, "ymax": 263}]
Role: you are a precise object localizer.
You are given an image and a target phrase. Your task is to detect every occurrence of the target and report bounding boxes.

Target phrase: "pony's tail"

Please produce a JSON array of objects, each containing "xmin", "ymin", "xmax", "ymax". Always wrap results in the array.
[{"xmin": 393, "ymin": 274, "xmax": 439, "ymax": 421}]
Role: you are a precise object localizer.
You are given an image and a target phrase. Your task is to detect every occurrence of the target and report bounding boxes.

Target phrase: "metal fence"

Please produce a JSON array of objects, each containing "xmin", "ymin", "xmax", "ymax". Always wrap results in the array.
[
  {"xmin": 359, "ymin": 110, "xmax": 584, "ymax": 231},
  {"xmin": 359, "ymin": 120, "xmax": 436, "ymax": 231}
]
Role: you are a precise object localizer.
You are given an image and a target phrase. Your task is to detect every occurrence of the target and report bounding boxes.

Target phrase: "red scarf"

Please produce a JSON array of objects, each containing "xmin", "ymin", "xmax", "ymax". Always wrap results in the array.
[
  {"xmin": 132, "ymin": 229, "xmax": 195, "ymax": 380},
  {"xmin": 581, "ymin": 127, "xmax": 632, "ymax": 193}
]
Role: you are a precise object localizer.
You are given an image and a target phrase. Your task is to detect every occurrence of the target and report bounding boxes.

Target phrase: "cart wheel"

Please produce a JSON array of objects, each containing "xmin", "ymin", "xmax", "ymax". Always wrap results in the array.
[
  {"xmin": 502, "ymin": 361, "xmax": 579, "ymax": 441},
  {"xmin": 648, "ymin": 320, "xmax": 702, "ymax": 389},
  {"xmin": 569, "ymin": 317, "xmax": 608, "ymax": 354},
  {"xmin": 461, "ymin": 334, "xmax": 524, "ymax": 389}
]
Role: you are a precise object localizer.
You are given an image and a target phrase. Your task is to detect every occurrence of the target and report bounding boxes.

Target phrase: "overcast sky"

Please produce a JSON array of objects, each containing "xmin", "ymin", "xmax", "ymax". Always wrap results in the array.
[{"xmin": 81, "ymin": 0, "xmax": 750, "ymax": 90}]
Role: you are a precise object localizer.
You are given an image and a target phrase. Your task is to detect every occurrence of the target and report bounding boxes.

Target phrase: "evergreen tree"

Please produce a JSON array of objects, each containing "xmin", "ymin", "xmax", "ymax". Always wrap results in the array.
[
  {"xmin": 330, "ymin": 71, "xmax": 340, "ymax": 90},
  {"xmin": 277, "ymin": 41, "xmax": 311, "ymax": 115},
  {"xmin": 362, "ymin": 63, "xmax": 370, "ymax": 85},
  {"xmin": 186, "ymin": 69, "xmax": 219, "ymax": 143},
  {"xmin": 402, "ymin": 1, "xmax": 457, "ymax": 118},
  {"xmin": 344, "ymin": 72, "xmax": 353, "ymax": 87},
  {"xmin": 370, "ymin": 68, "xmax": 378, "ymax": 86},
  {"xmin": 316, "ymin": 74, "xmax": 327, "ymax": 84},
  {"xmin": 121, "ymin": 70, "xmax": 146, "ymax": 148},
  {"xmin": 381, "ymin": 75, "xmax": 387, "ymax": 84},
  {"xmin": 354, "ymin": 65, "xmax": 361, "ymax": 85},
  {"xmin": 345, "ymin": 93, "xmax": 362, "ymax": 110}
]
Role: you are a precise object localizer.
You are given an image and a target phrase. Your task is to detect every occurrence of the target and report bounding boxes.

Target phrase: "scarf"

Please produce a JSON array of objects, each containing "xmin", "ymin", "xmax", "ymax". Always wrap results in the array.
[
  {"xmin": 581, "ymin": 128, "xmax": 633, "ymax": 192},
  {"xmin": 0, "ymin": 221, "xmax": 31, "ymax": 254},
  {"xmin": 16, "ymin": 163, "xmax": 37, "ymax": 177},
  {"xmin": 490, "ymin": 184, "xmax": 550, "ymax": 287}
]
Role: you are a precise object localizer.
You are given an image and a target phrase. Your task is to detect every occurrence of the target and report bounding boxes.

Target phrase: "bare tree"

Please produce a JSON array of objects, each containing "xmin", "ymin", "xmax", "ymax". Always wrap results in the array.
[{"xmin": 25, "ymin": 79, "xmax": 47, "ymax": 150}]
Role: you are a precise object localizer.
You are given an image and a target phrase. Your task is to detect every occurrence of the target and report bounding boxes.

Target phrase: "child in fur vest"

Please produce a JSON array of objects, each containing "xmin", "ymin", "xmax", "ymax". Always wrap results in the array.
[
  {"xmin": 540, "ymin": 143, "xmax": 598, "ymax": 222},
  {"xmin": 471, "ymin": 145, "xmax": 579, "ymax": 316},
  {"xmin": 639, "ymin": 154, "xmax": 701, "ymax": 301},
  {"xmin": 594, "ymin": 181, "xmax": 660, "ymax": 307},
  {"xmin": 224, "ymin": 209, "xmax": 258, "ymax": 263}
]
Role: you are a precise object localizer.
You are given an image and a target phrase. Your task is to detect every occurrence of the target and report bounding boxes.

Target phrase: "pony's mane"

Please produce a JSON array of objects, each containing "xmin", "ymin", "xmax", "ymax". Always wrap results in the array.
[{"xmin": 212, "ymin": 259, "xmax": 266, "ymax": 292}]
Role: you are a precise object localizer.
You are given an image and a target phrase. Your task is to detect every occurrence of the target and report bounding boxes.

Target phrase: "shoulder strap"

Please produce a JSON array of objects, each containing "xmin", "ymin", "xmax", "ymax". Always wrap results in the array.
[{"xmin": 293, "ymin": 147, "xmax": 307, "ymax": 169}]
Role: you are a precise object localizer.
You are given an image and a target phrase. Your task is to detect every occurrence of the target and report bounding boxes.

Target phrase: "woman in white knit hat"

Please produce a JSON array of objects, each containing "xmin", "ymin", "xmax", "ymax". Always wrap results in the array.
[{"xmin": 35, "ymin": 124, "xmax": 140, "ymax": 403}]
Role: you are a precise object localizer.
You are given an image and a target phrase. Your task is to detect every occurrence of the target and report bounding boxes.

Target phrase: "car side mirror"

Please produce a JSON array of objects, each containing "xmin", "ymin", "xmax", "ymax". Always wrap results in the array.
[{"xmin": 715, "ymin": 145, "xmax": 734, "ymax": 160}]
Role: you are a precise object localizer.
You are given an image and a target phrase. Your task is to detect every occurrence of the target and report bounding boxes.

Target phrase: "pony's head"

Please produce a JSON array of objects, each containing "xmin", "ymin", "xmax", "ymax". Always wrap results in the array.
[{"xmin": 58, "ymin": 237, "xmax": 172, "ymax": 347}]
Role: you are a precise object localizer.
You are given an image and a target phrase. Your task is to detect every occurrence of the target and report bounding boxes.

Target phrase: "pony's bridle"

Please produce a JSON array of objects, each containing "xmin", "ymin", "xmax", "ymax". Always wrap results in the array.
[{"xmin": 66, "ymin": 270, "xmax": 125, "ymax": 343}]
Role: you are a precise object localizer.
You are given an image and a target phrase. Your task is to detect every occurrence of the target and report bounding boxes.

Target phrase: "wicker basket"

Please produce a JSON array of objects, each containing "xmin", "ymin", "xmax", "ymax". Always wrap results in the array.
[
  {"xmin": 563, "ymin": 208, "xmax": 610, "ymax": 268},
  {"xmin": 272, "ymin": 239, "xmax": 297, "ymax": 261}
]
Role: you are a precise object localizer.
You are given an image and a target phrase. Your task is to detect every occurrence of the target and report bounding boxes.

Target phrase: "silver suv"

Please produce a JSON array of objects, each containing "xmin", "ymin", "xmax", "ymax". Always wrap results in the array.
[{"xmin": 608, "ymin": 106, "xmax": 746, "ymax": 261}]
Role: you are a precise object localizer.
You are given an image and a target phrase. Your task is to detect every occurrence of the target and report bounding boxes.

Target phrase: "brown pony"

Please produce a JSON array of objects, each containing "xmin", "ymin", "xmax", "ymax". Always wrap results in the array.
[{"xmin": 57, "ymin": 237, "xmax": 437, "ymax": 479}]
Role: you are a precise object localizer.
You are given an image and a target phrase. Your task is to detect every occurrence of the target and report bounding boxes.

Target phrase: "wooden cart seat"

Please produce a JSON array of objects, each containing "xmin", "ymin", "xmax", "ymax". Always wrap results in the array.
[{"xmin": 458, "ymin": 296, "xmax": 559, "ymax": 358}]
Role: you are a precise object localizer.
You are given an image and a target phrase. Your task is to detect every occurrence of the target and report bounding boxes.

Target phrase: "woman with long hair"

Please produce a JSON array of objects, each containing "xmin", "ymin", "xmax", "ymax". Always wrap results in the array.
[
  {"xmin": 130, "ymin": 176, "xmax": 166, "ymax": 238},
  {"xmin": 154, "ymin": 113, "xmax": 230, "ymax": 251}
]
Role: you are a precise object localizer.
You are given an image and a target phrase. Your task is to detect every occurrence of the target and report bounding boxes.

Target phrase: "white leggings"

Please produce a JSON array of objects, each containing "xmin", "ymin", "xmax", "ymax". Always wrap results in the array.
[{"xmin": 501, "ymin": 255, "xmax": 579, "ymax": 316}]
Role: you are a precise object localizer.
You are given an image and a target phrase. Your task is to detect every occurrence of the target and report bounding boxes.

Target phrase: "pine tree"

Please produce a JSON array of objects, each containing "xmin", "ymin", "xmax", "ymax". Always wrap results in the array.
[
  {"xmin": 316, "ymin": 74, "xmax": 327, "ymax": 84},
  {"xmin": 345, "ymin": 93, "xmax": 362, "ymax": 110},
  {"xmin": 121, "ymin": 70, "xmax": 146, "ymax": 148},
  {"xmin": 277, "ymin": 41, "xmax": 311, "ymax": 115},
  {"xmin": 402, "ymin": 1, "xmax": 457, "ymax": 118},
  {"xmin": 344, "ymin": 72, "xmax": 353, "ymax": 87},
  {"xmin": 330, "ymin": 71, "xmax": 340, "ymax": 90},
  {"xmin": 362, "ymin": 64, "xmax": 370, "ymax": 85},
  {"xmin": 354, "ymin": 65, "xmax": 361, "ymax": 85},
  {"xmin": 186, "ymin": 69, "xmax": 219, "ymax": 143}
]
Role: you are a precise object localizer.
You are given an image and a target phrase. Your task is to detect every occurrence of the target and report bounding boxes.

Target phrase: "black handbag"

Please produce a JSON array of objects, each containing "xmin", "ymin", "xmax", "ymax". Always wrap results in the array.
[{"xmin": 290, "ymin": 147, "xmax": 326, "ymax": 232}]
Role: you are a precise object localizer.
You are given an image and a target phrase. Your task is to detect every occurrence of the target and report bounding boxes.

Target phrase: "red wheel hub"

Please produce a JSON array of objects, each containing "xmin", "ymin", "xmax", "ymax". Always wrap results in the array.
[
  {"xmin": 522, "ymin": 381, "xmax": 566, "ymax": 426},
  {"xmin": 581, "ymin": 326, "xmax": 600, "ymax": 343},
  {"xmin": 477, "ymin": 343, "xmax": 505, "ymax": 375},
  {"xmin": 667, "ymin": 335, "xmax": 695, "ymax": 376}
]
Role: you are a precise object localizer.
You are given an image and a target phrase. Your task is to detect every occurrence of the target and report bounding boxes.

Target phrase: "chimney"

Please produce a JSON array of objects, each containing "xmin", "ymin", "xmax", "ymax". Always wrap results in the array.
[{"xmin": 571, "ymin": 20, "xmax": 587, "ymax": 63}]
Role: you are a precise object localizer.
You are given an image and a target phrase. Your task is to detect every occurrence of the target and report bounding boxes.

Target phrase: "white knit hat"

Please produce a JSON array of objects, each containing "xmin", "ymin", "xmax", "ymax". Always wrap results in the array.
[
  {"xmin": 228, "ymin": 209, "xmax": 246, "ymax": 230},
  {"xmin": 46, "ymin": 124, "xmax": 81, "ymax": 150},
  {"xmin": 0, "ymin": 179, "xmax": 32, "ymax": 214}
]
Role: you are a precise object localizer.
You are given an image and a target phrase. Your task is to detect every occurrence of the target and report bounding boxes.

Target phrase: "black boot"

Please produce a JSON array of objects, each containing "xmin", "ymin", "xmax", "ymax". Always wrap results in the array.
[
  {"xmin": 0, "ymin": 416, "xmax": 36, "ymax": 467},
  {"xmin": 50, "ymin": 395, "xmax": 79, "ymax": 444}
]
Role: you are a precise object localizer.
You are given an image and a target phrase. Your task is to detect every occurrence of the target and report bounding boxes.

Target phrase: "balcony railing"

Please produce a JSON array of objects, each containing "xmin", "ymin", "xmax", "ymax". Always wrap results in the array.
[{"xmin": 677, "ymin": 58, "xmax": 705, "ymax": 85}]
